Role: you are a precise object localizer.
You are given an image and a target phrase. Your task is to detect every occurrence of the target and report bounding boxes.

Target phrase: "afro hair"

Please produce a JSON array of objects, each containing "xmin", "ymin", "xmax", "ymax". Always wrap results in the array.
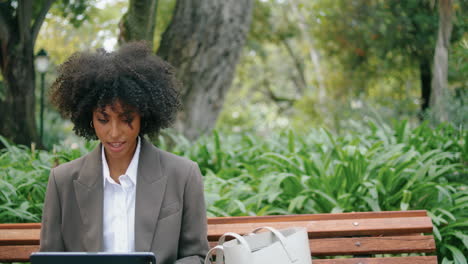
[{"xmin": 49, "ymin": 41, "xmax": 181, "ymax": 139}]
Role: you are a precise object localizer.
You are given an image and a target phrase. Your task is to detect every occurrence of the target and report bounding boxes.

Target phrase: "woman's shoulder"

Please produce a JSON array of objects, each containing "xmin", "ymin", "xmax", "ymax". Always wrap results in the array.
[
  {"xmin": 142, "ymin": 138, "xmax": 196, "ymax": 168},
  {"xmin": 143, "ymin": 143, "xmax": 199, "ymax": 180},
  {"xmin": 52, "ymin": 156, "xmax": 85, "ymax": 176},
  {"xmin": 157, "ymin": 148, "xmax": 195, "ymax": 166},
  {"xmin": 153, "ymin": 148, "xmax": 203, "ymax": 191},
  {"xmin": 51, "ymin": 148, "xmax": 98, "ymax": 185},
  {"xmin": 156, "ymin": 148, "xmax": 199, "ymax": 178}
]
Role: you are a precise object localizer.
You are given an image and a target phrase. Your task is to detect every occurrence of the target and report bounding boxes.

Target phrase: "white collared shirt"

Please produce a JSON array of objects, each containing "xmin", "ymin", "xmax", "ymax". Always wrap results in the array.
[{"xmin": 102, "ymin": 137, "xmax": 140, "ymax": 252}]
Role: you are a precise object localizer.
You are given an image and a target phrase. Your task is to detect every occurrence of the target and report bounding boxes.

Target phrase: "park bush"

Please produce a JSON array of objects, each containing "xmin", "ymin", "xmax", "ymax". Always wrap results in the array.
[{"xmin": 0, "ymin": 120, "xmax": 466, "ymax": 263}]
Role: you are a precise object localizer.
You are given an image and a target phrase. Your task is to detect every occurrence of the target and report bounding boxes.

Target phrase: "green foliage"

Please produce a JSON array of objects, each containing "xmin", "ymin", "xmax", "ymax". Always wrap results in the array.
[
  {"xmin": 153, "ymin": 0, "xmax": 177, "ymax": 50},
  {"xmin": 248, "ymin": 0, "xmax": 300, "ymax": 46},
  {"xmin": 0, "ymin": 136, "xmax": 50, "ymax": 222},
  {"xmin": 36, "ymin": 0, "xmax": 128, "ymax": 65},
  {"xmin": 221, "ymin": 0, "xmax": 467, "ymax": 135},
  {"xmin": 0, "ymin": 121, "xmax": 466, "ymax": 262},
  {"xmin": 163, "ymin": 120, "xmax": 467, "ymax": 263},
  {"xmin": 50, "ymin": 0, "xmax": 98, "ymax": 28},
  {"xmin": 423, "ymin": 89, "xmax": 468, "ymax": 130},
  {"xmin": 0, "ymin": 135, "xmax": 96, "ymax": 222},
  {"xmin": 312, "ymin": 0, "xmax": 466, "ymax": 72}
]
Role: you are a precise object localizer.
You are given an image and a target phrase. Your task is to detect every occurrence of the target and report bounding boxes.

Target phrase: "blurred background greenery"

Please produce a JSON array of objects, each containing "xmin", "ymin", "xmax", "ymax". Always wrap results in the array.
[
  {"xmin": 0, "ymin": 0, "xmax": 467, "ymax": 263},
  {"xmin": 1, "ymin": 0, "xmax": 466, "ymax": 147}
]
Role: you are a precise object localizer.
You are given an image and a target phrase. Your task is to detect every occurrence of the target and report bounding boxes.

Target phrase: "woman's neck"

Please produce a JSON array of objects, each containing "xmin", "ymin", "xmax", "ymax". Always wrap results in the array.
[{"xmin": 105, "ymin": 146, "xmax": 137, "ymax": 183}]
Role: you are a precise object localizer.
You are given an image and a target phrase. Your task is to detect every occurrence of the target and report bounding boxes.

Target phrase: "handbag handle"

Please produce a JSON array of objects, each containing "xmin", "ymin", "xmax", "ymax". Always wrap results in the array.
[
  {"xmin": 204, "ymin": 245, "xmax": 224, "ymax": 264},
  {"xmin": 249, "ymin": 226, "xmax": 298, "ymax": 263},
  {"xmin": 216, "ymin": 232, "xmax": 253, "ymax": 264}
]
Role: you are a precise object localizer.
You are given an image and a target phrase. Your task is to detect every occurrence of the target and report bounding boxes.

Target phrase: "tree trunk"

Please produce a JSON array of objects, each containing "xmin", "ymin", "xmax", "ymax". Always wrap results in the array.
[
  {"xmin": 157, "ymin": 0, "xmax": 254, "ymax": 140},
  {"xmin": 0, "ymin": 50, "xmax": 38, "ymax": 146},
  {"xmin": 419, "ymin": 56, "xmax": 432, "ymax": 114},
  {"xmin": 0, "ymin": 0, "xmax": 54, "ymax": 147},
  {"xmin": 430, "ymin": 0, "xmax": 453, "ymax": 123},
  {"xmin": 118, "ymin": 0, "xmax": 159, "ymax": 47}
]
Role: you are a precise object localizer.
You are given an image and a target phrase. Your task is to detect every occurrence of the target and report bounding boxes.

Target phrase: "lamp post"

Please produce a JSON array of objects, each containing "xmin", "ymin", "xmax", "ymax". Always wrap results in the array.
[{"xmin": 35, "ymin": 49, "xmax": 49, "ymax": 143}]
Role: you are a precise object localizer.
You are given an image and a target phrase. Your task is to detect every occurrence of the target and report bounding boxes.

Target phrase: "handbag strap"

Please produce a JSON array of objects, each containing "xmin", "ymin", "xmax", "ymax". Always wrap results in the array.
[
  {"xmin": 250, "ymin": 226, "xmax": 299, "ymax": 263},
  {"xmin": 218, "ymin": 232, "xmax": 252, "ymax": 249},
  {"xmin": 216, "ymin": 232, "xmax": 253, "ymax": 264},
  {"xmin": 204, "ymin": 245, "xmax": 224, "ymax": 264}
]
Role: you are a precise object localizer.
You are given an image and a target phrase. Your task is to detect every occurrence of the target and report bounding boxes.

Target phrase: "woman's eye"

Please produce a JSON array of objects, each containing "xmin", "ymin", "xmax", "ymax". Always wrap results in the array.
[{"xmin": 98, "ymin": 119, "xmax": 108, "ymax": 123}]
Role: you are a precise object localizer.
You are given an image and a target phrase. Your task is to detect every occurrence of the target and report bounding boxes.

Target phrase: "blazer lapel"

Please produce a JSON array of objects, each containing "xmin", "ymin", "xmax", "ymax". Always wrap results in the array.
[
  {"xmin": 135, "ymin": 138, "xmax": 167, "ymax": 252},
  {"xmin": 73, "ymin": 145, "xmax": 104, "ymax": 252}
]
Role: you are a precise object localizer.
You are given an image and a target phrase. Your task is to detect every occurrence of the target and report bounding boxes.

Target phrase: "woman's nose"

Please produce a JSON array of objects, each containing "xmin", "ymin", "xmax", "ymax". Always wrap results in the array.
[{"xmin": 109, "ymin": 121, "xmax": 121, "ymax": 138}]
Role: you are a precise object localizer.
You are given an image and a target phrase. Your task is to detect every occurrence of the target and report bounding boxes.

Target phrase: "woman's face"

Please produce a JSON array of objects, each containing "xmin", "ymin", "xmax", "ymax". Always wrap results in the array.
[{"xmin": 92, "ymin": 100, "xmax": 141, "ymax": 161}]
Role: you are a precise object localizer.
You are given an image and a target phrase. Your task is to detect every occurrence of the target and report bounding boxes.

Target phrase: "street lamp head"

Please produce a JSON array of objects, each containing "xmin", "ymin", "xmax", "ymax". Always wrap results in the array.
[{"xmin": 35, "ymin": 49, "xmax": 49, "ymax": 73}]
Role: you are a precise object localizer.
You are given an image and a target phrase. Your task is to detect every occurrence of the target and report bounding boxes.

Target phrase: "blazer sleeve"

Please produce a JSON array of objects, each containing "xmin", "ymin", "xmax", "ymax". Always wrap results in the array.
[
  {"xmin": 175, "ymin": 162, "xmax": 209, "ymax": 264},
  {"xmin": 39, "ymin": 168, "xmax": 65, "ymax": 251}
]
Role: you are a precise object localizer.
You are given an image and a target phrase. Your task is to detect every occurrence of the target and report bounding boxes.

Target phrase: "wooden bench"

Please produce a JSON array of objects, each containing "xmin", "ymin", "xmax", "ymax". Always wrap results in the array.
[{"xmin": 0, "ymin": 210, "xmax": 437, "ymax": 263}]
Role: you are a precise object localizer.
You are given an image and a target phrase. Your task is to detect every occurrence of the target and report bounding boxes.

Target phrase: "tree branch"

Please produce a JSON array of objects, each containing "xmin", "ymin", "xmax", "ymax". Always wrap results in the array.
[
  {"xmin": 31, "ymin": 0, "xmax": 56, "ymax": 46},
  {"xmin": 263, "ymin": 79, "xmax": 296, "ymax": 106},
  {"xmin": 280, "ymin": 38, "xmax": 307, "ymax": 94},
  {"xmin": 119, "ymin": 0, "xmax": 158, "ymax": 46},
  {"xmin": 145, "ymin": 0, "xmax": 158, "ymax": 40}
]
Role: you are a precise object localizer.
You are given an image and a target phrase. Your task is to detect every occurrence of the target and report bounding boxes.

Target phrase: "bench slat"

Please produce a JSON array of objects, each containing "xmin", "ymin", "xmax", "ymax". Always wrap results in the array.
[
  {"xmin": 208, "ymin": 210, "xmax": 428, "ymax": 224},
  {"xmin": 0, "ymin": 245, "xmax": 39, "ymax": 262},
  {"xmin": 0, "ymin": 229, "xmax": 41, "ymax": 245},
  {"xmin": 209, "ymin": 235, "xmax": 436, "ymax": 256},
  {"xmin": 313, "ymin": 256, "xmax": 437, "ymax": 264},
  {"xmin": 3, "ymin": 217, "xmax": 434, "ymax": 244},
  {"xmin": 310, "ymin": 235, "xmax": 436, "ymax": 256},
  {"xmin": 0, "ymin": 246, "xmax": 437, "ymax": 264},
  {"xmin": 1, "ymin": 211, "xmax": 429, "ymax": 228},
  {"xmin": 0, "ymin": 211, "xmax": 437, "ymax": 263},
  {"xmin": 0, "ymin": 223, "xmax": 41, "ymax": 229},
  {"xmin": 208, "ymin": 217, "xmax": 433, "ymax": 239}
]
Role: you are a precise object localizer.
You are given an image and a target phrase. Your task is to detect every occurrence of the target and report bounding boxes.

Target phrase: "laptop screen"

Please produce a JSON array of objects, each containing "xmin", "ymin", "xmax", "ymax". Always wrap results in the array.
[{"xmin": 30, "ymin": 252, "xmax": 156, "ymax": 264}]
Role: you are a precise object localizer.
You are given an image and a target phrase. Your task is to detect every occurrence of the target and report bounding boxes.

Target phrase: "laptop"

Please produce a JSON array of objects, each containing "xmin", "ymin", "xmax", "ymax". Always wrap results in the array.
[{"xmin": 30, "ymin": 252, "xmax": 156, "ymax": 264}]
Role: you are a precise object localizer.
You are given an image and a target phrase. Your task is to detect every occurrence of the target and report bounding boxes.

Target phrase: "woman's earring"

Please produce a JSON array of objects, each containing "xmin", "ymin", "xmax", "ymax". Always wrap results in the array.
[{"xmin": 90, "ymin": 120, "xmax": 94, "ymax": 128}]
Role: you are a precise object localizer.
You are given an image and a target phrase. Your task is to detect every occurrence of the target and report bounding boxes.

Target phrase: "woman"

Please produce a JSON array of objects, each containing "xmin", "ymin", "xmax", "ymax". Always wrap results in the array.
[{"xmin": 39, "ymin": 42, "xmax": 209, "ymax": 264}]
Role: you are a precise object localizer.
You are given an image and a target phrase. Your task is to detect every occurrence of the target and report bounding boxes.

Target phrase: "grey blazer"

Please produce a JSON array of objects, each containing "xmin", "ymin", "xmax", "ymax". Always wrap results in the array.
[{"xmin": 40, "ymin": 138, "xmax": 209, "ymax": 264}]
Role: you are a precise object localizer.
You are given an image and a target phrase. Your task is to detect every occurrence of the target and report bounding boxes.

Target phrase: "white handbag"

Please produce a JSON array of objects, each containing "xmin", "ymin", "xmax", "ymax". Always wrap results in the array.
[{"xmin": 204, "ymin": 226, "xmax": 312, "ymax": 264}]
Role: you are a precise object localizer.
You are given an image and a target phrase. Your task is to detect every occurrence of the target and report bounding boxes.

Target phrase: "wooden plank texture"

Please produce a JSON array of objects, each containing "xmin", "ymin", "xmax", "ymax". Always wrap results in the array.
[
  {"xmin": 205, "ymin": 256, "xmax": 438, "ymax": 264},
  {"xmin": 313, "ymin": 256, "xmax": 437, "ymax": 264},
  {"xmin": 0, "ymin": 223, "xmax": 41, "ymax": 229},
  {"xmin": 310, "ymin": 235, "xmax": 436, "ymax": 256},
  {"xmin": 208, "ymin": 217, "xmax": 433, "ymax": 240},
  {"xmin": 208, "ymin": 211, "xmax": 428, "ymax": 224},
  {"xmin": 0, "ymin": 229, "xmax": 40, "ymax": 245},
  {"xmin": 0, "ymin": 211, "xmax": 429, "ymax": 228},
  {"xmin": 0, "ymin": 211, "xmax": 437, "ymax": 263},
  {"xmin": 0, "ymin": 245, "xmax": 38, "ymax": 262},
  {"xmin": 209, "ymin": 235, "xmax": 436, "ymax": 256}
]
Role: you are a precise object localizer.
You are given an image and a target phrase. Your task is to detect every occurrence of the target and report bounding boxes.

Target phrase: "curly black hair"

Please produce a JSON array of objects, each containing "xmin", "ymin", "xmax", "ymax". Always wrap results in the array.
[{"xmin": 50, "ymin": 41, "xmax": 181, "ymax": 139}]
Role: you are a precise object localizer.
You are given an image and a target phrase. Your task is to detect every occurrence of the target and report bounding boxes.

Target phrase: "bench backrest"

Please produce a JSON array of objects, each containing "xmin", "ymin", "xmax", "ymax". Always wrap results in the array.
[{"xmin": 0, "ymin": 210, "xmax": 437, "ymax": 263}]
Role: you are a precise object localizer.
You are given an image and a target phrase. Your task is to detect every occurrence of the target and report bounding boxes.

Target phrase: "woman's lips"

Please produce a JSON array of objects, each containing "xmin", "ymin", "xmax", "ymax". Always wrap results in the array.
[{"xmin": 107, "ymin": 142, "xmax": 126, "ymax": 152}]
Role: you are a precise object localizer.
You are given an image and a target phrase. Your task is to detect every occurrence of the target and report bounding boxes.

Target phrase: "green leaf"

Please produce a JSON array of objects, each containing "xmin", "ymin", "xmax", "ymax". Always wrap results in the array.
[
  {"xmin": 288, "ymin": 195, "xmax": 308, "ymax": 212},
  {"xmin": 432, "ymin": 224, "xmax": 442, "ymax": 241},
  {"xmin": 446, "ymin": 245, "xmax": 467, "ymax": 264},
  {"xmin": 288, "ymin": 130, "xmax": 295, "ymax": 153},
  {"xmin": 362, "ymin": 196, "xmax": 381, "ymax": 212},
  {"xmin": 452, "ymin": 231, "xmax": 468, "ymax": 250},
  {"xmin": 442, "ymin": 258, "xmax": 454, "ymax": 264}
]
